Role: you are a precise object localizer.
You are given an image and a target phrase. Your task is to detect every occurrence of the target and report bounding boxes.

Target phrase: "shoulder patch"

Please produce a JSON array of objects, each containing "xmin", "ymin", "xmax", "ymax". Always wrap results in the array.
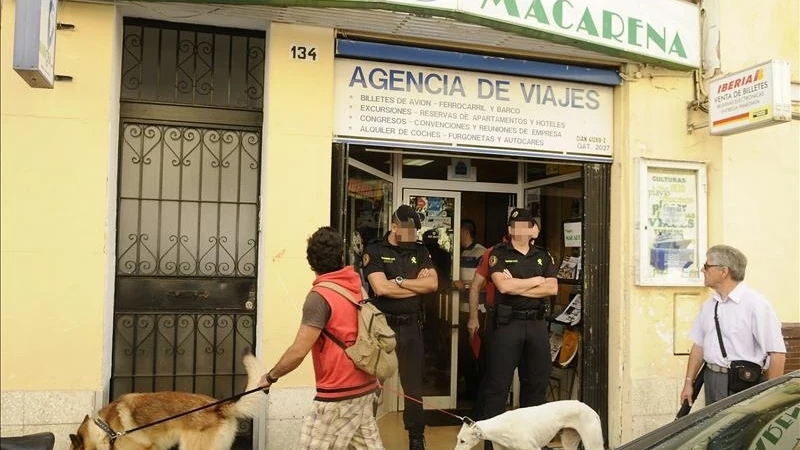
[
  {"xmin": 489, "ymin": 255, "xmax": 498, "ymax": 267},
  {"xmin": 362, "ymin": 253, "xmax": 370, "ymax": 267}
]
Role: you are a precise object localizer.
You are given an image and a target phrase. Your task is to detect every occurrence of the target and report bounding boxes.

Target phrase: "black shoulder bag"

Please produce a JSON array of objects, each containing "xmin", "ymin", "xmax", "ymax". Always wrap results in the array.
[{"xmin": 713, "ymin": 302, "xmax": 763, "ymax": 394}]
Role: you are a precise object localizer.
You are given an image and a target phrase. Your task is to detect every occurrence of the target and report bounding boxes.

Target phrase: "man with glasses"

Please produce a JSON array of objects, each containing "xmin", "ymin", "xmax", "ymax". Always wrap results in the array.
[
  {"xmin": 680, "ymin": 245, "xmax": 786, "ymax": 406},
  {"xmin": 363, "ymin": 205, "xmax": 438, "ymax": 450}
]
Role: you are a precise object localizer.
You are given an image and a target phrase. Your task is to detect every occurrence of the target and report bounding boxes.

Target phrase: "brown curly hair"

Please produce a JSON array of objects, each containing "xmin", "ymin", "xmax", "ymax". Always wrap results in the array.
[{"xmin": 306, "ymin": 227, "xmax": 344, "ymax": 274}]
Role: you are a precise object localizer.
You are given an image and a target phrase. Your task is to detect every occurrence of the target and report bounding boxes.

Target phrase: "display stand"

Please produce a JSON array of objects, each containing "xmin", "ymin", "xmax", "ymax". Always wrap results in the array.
[{"xmin": 548, "ymin": 218, "xmax": 582, "ymax": 401}]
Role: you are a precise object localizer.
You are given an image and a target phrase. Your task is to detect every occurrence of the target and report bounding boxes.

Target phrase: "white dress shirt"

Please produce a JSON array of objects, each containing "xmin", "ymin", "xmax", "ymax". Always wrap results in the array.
[{"xmin": 688, "ymin": 282, "xmax": 786, "ymax": 368}]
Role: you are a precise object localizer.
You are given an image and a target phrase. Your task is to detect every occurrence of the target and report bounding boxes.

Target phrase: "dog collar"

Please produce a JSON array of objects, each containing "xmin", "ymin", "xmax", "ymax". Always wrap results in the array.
[{"xmin": 93, "ymin": 417, "xmax": 124, "ymax": 443}]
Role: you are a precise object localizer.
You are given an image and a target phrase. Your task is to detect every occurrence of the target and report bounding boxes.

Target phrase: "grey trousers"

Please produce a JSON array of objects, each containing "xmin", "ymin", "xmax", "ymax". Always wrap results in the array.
[{"xmin": 703, "ymin": 369, "xmax": 729, "ymax": 405}]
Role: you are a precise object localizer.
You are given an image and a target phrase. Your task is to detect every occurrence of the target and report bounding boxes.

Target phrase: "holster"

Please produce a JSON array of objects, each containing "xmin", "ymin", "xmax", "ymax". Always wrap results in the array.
[
  {"xmin": 494, "ymin": 304, "xmax": 512, "ymax": 328},
  {"xmin": 385, "ymin": 313, "xmax": 419, "ymax": 327}
]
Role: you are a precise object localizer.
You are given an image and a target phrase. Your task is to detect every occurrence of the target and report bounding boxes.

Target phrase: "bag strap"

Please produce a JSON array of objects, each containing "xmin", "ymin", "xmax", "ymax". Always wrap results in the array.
[
  {"xmin": 314, "ymin": 281, "xmax": 361, "ymax": 351},
  {"xmin": 713, "ymin": 301, "xmax": 728, "ymax": 360},
  {"xmin": 321, "ymin": 328, "xmax": 347, "ymax": 350},
  {"xmin": 316, "ymin": 281, "xmax": 359, "ymax": 306}
]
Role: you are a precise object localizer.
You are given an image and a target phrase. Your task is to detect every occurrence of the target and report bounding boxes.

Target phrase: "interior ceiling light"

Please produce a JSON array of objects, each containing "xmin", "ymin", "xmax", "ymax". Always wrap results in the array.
[{"xmin": 403, "ymin": 158, "xmax": 434, "ymax": 166}]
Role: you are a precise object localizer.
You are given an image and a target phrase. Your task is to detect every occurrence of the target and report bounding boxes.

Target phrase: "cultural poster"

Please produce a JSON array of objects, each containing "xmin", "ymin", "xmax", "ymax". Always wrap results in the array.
[{"xmin": 638, "ymin": 161, "xmax": 707, "ymax": 286}]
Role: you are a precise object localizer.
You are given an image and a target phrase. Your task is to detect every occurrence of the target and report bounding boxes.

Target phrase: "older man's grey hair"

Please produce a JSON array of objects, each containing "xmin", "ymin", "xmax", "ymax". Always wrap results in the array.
[{"xmin": 707, "ymin": 245, "xmax": 747, "ymax": 281}]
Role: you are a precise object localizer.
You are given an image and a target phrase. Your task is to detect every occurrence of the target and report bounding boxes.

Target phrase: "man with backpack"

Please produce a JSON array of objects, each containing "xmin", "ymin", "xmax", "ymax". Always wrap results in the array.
[
  {"xmin": 259, "ymin": 227, "xmax": 386, "ymax": 450},
  {"xmin": 363, "ymin": 205, "xmax": 439, "ymax": 450}
]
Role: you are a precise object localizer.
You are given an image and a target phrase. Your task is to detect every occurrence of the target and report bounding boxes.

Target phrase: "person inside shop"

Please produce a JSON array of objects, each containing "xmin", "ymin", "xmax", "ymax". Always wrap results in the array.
[
  {"xmin": 680, "ymin": 245, "xmax": 786, "ymax": 406},
  {"xmin": 454, "ymin": 219, "xmax": 486, "ymax": 402},
  {"xmin": 482, "ymin": 208, "xmax": 558, "ymax": 450},
  {"xmin": 465, "ymin": 232, "xmax": 510, "ymax": 419},
  {"xmin": 458, "ymin": 219, "xmax": 487, "ymax": 288},
  {"xmin": 362, "ymin": 205, "xmax": 438, "ymax": 450},
  {"xmin": 422, "ymin": 228, "xmax": 452, "ymax": 289},
  {"xmin": 258, "ymin": 227, "xmax": 385, "ymax": 450}
]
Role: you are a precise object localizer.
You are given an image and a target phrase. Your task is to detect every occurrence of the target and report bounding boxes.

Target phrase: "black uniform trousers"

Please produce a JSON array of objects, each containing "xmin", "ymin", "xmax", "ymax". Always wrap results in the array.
[
  {"xmin": 471, "ymin": 307, "xmax": 494, "ymax": 419},
  {"xmin": 482, "ymin": 317, "xmax": 551, "ymax": 420},
  {"xmin": 388, "ymin": 314, "xmax": 425, "ymax": 431}
]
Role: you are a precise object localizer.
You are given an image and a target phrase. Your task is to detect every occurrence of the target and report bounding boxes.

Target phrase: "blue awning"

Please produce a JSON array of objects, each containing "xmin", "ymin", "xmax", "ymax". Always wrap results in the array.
[{"xmin": 336, "ymin": 39, "xmax": 621, "ymax": 87}]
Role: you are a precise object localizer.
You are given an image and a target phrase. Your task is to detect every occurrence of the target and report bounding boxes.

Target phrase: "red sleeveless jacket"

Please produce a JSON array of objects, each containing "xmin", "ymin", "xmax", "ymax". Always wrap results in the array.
[{"xmin": 310, "ymin": 267, "xmax": 378, "ymax": 401}]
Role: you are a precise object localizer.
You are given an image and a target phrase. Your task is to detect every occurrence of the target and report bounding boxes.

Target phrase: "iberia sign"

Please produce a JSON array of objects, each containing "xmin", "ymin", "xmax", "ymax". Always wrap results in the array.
[
  {"xmin": 709, "ymin": 60, "xmax": 792, "ymax": 136},
  {"xmin": 360, "ymin": 0, "xmax": 700, "ymax": 69}
]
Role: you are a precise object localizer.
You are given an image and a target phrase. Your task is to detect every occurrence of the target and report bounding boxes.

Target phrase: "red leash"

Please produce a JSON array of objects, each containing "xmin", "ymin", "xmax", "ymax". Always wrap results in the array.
[{"xmin": 377, "ymin": 382, "xmax": 468, "ymax": 422}]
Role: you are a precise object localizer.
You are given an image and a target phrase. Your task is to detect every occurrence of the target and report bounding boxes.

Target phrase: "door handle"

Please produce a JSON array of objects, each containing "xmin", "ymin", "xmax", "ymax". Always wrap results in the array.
[{"xmin": 168, "ymin": 290, "xmax": 210, "ymax": 299}]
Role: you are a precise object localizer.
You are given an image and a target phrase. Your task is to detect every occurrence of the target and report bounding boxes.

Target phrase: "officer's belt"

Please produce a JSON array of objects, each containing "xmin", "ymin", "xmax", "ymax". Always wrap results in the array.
[
  {"xmin": 510, "ymin": 309, "xmax": 546, "ymax": 321},
  {"xmin": 384, "ymin": 312, "xmax": 419, "ymax": 327},
  {"xmin": 499, "ymin": 299, "xmax": 545, "ymax": 309}
]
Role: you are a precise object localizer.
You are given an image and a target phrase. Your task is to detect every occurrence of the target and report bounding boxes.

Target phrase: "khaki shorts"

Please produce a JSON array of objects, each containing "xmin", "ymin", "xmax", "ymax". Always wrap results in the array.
[{"xmin": 298, "ymin": 394, "xmax": 385, "ymax": 450}]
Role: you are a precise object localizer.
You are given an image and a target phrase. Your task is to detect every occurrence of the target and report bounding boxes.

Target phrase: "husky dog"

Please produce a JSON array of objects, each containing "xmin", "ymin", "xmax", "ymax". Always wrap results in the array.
[
  {"xmin": 69, "ymin": 354, "xmax": 266, "ymax": 450},
  {"xmin": 454, "ymin": 400, "xmax": 604, "ymax": 450}
]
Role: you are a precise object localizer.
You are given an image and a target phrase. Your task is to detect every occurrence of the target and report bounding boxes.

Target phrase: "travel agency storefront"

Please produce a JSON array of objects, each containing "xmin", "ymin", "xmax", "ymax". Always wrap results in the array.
[{"xmin": 11, "ymin": 1, "xmax": 797, "ymax": 449}]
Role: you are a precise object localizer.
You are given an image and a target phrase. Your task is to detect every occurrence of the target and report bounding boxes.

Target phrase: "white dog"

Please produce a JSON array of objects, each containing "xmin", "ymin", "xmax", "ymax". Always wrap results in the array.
[{"xmin": 453, "ymin": 400, "xmax": 604, "ymax": 450}]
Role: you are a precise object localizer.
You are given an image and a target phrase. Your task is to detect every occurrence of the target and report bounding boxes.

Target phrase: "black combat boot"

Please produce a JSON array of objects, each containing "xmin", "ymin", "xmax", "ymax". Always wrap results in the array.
[{"xmin": 409, "ymin": 428, "xmax": 426, "ymax": 450}]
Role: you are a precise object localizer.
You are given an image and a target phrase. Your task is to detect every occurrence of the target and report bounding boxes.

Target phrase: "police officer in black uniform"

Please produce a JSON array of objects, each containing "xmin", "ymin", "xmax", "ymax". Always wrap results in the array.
[
  {"xmin": 362, "ymin": 205, "xmax": 438, "ymax": 450},
  {"xmin": 482, "ymin": 208, "xmax": 558, "ymax": 450}
]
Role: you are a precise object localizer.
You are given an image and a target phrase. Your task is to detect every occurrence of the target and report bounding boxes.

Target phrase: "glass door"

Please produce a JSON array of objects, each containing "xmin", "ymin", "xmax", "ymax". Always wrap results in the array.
[{"xmin": 402, "ymin": 188, "xmax": 461, "ymax": 410}]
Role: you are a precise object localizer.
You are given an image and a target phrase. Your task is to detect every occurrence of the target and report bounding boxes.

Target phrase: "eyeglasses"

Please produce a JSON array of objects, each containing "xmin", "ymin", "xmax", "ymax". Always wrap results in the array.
[{"xmin": 702, "ymin": 263, "xmax": 724, "ymax": 271}]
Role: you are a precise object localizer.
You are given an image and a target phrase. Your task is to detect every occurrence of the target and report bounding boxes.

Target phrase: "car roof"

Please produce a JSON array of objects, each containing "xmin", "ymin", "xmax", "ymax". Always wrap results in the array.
[{"xmin": 616, "ymin": 370, "xmax": 800, "ymax": 450}]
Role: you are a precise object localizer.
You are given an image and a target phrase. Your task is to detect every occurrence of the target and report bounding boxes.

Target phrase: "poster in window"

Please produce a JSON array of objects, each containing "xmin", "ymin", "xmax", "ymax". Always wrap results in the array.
[{"xmin": 637, "ymin": 160, "xmax": 707, "ymax": 286}]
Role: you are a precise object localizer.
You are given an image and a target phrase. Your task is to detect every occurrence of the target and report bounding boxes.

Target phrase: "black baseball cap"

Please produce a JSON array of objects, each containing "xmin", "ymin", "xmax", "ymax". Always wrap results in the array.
[
  {"xmin": 508, "ymin": 208, "xmax": 538, "ymax": 226},
  {"xmin": 394, "ymin": 205, "xmax": 421, "ymax": 229}
]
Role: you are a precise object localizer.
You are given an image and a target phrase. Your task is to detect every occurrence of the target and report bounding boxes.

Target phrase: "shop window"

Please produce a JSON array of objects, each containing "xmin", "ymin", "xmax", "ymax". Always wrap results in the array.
[
  {"xmin": 526, "ymin": 161, "xmax": 582, "ymax": 183},
  {"xmin": 349, "ymin": 146, "xmax": 392, "ymax": 175},
  {"xmin": 402, "ymin": 155, "xmax": 449, "ymax": 179},
  {"xmin": 474, "ymin": 159, "xmax": 518, "ymax": 183},
  {"xmin": 403, "ymin": 154, "xmax": 518, "ymax": 183},
  {"xmin": 345, "ymin": 166, "xmax": 393, "ymax": 264}
]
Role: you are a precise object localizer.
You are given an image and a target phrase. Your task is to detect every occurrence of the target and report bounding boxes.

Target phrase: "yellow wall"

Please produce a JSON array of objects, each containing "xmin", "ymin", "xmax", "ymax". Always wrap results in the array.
[
  {"xmin": 0, "ymin": 0, "xmax": 116, "ymax": 390},
  {"xmin": 608, "ymin": 68, "xmax": 723, "ymax": 444},
  {"xmin": 258, "ymin": 23, "xmax": 335, "ymax": 387},
  {"xmin": 717, "ymin": 0, "xmax": 800, "ymax": 321},
  {"xmin": 608, "ymin": 0, "xmax": 799, "ymax": 444}
]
